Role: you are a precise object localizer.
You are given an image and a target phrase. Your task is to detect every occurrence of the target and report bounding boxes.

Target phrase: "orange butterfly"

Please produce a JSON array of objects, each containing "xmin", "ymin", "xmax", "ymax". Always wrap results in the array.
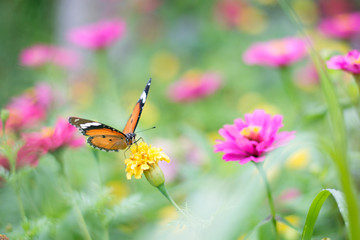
[{"xmin": 69, "ymin": 78, "xmax": 151, "ymax": 152}]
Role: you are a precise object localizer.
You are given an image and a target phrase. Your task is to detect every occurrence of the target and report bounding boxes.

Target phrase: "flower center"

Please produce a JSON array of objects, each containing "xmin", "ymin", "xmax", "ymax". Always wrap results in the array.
[
  {"xmin": 335, "ymin": 14, "xmax": 352, "ymax": 31},
  {"xmin": 350, "ymin": 55, "xmax": 360, "ymax": 64},
  {"xmin": 268, "ymin": 41, "xmax": 287, "ymax": 56},
  {"xmin": 41, "ymin": 127, "xmax": 54, "ymax": 137},
  {"xmin": 240, "ymin": 125, "xmax": 262, "ymax": 141},
  {"xmin": 183, "ymin": 70, "xmax": 202, "ymax": 87}
]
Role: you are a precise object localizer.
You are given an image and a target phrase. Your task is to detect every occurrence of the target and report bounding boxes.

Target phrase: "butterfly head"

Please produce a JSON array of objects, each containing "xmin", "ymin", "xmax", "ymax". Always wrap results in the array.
[{"xmin": 126, "ymin": 133, "xmax": 136, "ymax": 145}]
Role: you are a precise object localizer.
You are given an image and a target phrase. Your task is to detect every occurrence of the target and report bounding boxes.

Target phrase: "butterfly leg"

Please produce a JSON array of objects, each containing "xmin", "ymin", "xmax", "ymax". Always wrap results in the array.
[
  {"xmin": 124, "ymin": 146, "xmax": 131, "ymax": 158},
  {"xmin": 134, "ymin": 137, "xmax": 144, "ymax": 144}
]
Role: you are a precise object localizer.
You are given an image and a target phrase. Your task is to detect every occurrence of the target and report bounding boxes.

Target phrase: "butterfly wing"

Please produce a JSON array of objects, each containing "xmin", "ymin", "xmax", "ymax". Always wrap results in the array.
[
  {"xmin": 69, "ymin": 117, "xmax": 128, "ymax": 151},
  {"xmin": 87, "ymin": 135, "xmax": 128, "ymax": 151},
  {"xmin": 122, "ymin": 78, "xmax": 151, "ymax": 134}
]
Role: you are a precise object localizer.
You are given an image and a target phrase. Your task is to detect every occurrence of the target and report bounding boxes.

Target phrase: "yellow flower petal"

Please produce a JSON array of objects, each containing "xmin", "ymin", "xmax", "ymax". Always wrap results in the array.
[{"xmin": 124, "ymin": 142, "xmax": 170, "ymax": 180}]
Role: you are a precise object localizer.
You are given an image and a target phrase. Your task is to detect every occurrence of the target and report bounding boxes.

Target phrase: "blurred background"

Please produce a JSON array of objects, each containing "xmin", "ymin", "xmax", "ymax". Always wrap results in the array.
[{"xmin": 1, "ymin": 0, "xmax": 360, "ymax": 239}]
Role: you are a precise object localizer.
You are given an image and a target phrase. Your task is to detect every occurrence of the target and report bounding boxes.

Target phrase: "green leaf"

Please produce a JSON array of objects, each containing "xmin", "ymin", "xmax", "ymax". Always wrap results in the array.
[{"xmin": 301, "ymin": 189, "xmax": 347, "ymax": 240}]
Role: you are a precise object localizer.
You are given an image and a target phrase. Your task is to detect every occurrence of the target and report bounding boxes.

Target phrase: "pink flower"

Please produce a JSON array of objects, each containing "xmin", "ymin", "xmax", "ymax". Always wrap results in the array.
[
  {"xmin": 0, "ymin": 141, "xmax": 46, "ymax": 170},
  {"xmin": 23, "ymin": 118, "xmax": 85, "ymax": 153},
  {"xmin": 278, "ymin": 188, "xmax": 301, "ymax": 202},
  {"xmin": 5, "ymin": 83, "xmax": 53, "ymax": 131},
  {"xmin": 214, "ymin": 0, "xmax": 244, "ymax": 28},
  {"xmin": 318, "ymin": 12, "xmax": 360, "ymax": 39},
  {"xmin": 20, "ymin": 44, "xmax": 78, "ymax": 69},
  {"xmin": 243, "ymin": 37, "xmax": 307, "ymax": 67},
  {"xmin": 214, "ymin": 109, "xmax": 295, "ymax": 164},
  {"xmin": 167, "ymin": 70, "xmax": 222, "ymax": 102},
  {"xmin": 68, "ymin": 19, "xmax": 126, "ymax": 50},
  {"xmin": 327, "ymin": 50, "xmax": 360, "ymax": 74}
]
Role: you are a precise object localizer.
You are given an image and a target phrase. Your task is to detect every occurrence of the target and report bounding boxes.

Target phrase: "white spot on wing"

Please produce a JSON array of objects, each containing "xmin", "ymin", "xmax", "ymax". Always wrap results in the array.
[
  {"xmin": 74, "ymin": 118, "xmax": 80, "ymax": 122},
  {"xmin": 80, "ymin": 122, "xmax": 102, "ymax": 128},
  {"xmin": 140, "ymin": 91, "xmax": 147, "ymax": 103}
]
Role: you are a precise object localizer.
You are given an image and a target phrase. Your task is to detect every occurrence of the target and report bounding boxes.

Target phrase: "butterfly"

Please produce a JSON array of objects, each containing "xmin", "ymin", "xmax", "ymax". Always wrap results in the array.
[{"xmin": 69, "ymin": 78, "xmax": 151, "ymax": 152}]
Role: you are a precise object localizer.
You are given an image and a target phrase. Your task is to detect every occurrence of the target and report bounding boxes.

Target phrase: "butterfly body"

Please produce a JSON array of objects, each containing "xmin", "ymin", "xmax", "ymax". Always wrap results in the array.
[{"xmin": 69, "ymin": 78, "xmax": 151, "ymax": 152}]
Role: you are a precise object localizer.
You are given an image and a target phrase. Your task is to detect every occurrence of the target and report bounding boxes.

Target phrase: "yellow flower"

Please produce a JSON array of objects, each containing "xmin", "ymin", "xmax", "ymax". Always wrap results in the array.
[
  {"xmin": 106, "ymin": 180, "xmax": 129, "ymax": 204},
  {"xmin": 277, "ymin": 215, "xmax": 301, "ymax": 239},
  {"xmin": 286, "ymin": 148, "xmax": 310, "ymax": 170},
  {"xmin": 124, "ymin": 142, "xmax": 170, "ymax": 181},
  {"xmin": 0, "ymin": 234, "xmax": 9, "ymax": 240},
  {"xmin": 237, "ymin": 6, "xmax": 267, "ymax": 35},
  {"xmin": 149, "ymin": 51, "xmax": 180, "ymax": 82},
  {"xmin": 292, "ymin": 0, "xmax": 318, "ymax": 25}
]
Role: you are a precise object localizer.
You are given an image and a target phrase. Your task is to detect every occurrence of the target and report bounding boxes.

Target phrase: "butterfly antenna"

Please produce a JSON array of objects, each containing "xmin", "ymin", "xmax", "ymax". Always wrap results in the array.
[{"xmin": 135, "ymin": 126, "xmax": 156, "ymax": 134}]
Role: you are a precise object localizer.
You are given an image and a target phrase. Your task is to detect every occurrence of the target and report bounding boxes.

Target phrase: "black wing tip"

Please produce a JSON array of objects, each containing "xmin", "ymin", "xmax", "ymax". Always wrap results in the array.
[
  {"xmin": 146, "ymin": 78, "xmax": 152, "ymax": 87},
  {"xmin": 68, "ymin": 117, "xmax": 75, "ymax": 125}
]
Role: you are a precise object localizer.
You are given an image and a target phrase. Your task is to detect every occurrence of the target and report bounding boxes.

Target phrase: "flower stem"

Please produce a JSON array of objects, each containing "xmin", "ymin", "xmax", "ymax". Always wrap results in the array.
[
  {"xmin": 157, "ymin": 183, "xmax": 185, "ymax": 215},
  {"xmin": 254, "ymin": 162, "xmax": 279, "ymax": 239},
  {"xmin": 1, "ymin": 109, "xmax": 9, "ymax": 138},
  {"xmin": 279, "ymin": 66, "xmax": 302, "ymax": 113},
  {"xmin": 91, "ymin": 149, "xmax": 103, "ymax": 185},
  {"xmin": 95, "ymin": 50, "xmax": 116, "ymax": 98},
  {"xmin": 353, "ymin": 74, "xmax": 360, "ymax": 93},
  {"xmin": 275, "ymin": 1, "xmax": 360, "ymax": 239},
  {"xmin": 13, "ymin": 180, "xmax": 27, "ymax": 225},
  {"xmin": 52, "ymin": 151, "xmax": 92, "ymax": 240},
  {"xmin": 7, "ymin": 148, "xmax": 28, "ymax": 226},
  {"xmin": 351, "ymin": 74, "xmax": 360, "ymax": 117}
]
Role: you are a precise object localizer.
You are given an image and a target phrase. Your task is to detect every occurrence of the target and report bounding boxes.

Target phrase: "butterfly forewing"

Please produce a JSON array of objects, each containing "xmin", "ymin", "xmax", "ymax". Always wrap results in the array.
[
  {"xmin": 123, "ymin": 78, "xmax": 151, "ymax": 134},
  {"xmin": 69, "ymin": 117, "xmax": 126, "ymax": 137}
]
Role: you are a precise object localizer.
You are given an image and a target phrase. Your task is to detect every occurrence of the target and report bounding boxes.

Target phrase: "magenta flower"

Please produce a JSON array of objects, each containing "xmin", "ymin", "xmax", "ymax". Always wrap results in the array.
[
  {"xmin": 167, "ymin": 70, "xmax": 222, "ymax": 102},
  {"xmin": 67, "ymin": 19, "xmax": 126, "ymax": 50},
  {"xmin": 20, "ymin": 44, "xmax": 78, "ymax": 69},
  {"xmin": 327, "ymin": 50, "xmax": 360, "ymax": 74},
  {"xmin": 0, "ymin": 141, "xmax": 46, "ymax": 170},
  {"xmin": 243, "ymin": 37, "xmax": 307, "ymax": 67},
  {"xmin": 318, "ymin": 12, "xmax": 360, "ymax": 39},
  {"xmin": 214, "ymin": 109, "xmax": 295, "ymax": 164},
  {"xmin": 5, "ymin": 83, "xmax": 53, "ymax": 131},
  {"xmin": 23, "ymin": 118, "xmax": 85, "ymax": 153}
]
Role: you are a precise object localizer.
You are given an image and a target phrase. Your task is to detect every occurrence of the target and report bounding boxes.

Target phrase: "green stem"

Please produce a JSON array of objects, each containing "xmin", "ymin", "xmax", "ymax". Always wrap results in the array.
[
  {"xmin": 91, "ymin": 149, "xmax": 110, "ymax": 240},
  {"xmin": 14, "ymin": 181, "xmax": 27, "ymax": 224},
  {"xmin": 1, "ymin": 124, "xmax": 5, "ymax": 138},
  {"xmin": 95, "ymin": 50, "xmax": 117, "ymax": 99},
  {"xmin": 277, "ymin": 1, "xmax": 360, "ymax": 239},
  {"xmin": 352, "ymin": 74, "xmax": 360, "ymax": 117},
  {"xmin": 279, "ymin": 66, "xmax": 302, "ymax": 113},
  {"xmin": 353, "ymin": 74, "xmax": 360, "ymax": 94},
  {"xmin": 157, "ymin": 184, "xmax": 185, "ymax": 216},
  {"xmin": 7, "ymin": 149, "xmax": 28, "ymax": 225},
  {"xmin": 254, "ymin": 162, "xmax": 279, "ymax": 239},
  {"xmin": 91, "ymin": 149, "xmax": 102, "ymax": 185},
  {"xmin": 52, "ymin": 151, "xmax": 92, "ymax": 240},
  {"xmin": 1, "ymin": 109, "xmax": 9, "ymax": 138}
]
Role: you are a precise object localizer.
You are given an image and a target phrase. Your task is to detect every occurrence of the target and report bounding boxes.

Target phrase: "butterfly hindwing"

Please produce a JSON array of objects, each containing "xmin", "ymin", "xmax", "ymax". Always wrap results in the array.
[
  {"xmin": 123, "ymin": 78, "xmax": 151, "ymax": 134},
  {"xmin": 88, "ymin": 135, "xmax": 128, "ymax": 152}
]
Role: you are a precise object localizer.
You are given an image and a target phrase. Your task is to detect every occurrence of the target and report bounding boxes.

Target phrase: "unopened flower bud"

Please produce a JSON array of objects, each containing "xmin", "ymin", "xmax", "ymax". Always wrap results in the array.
[
  {"xmin": 144, "ymin": 163, "xmax": 165, "ymax": 187},
  {"xmin": 1, "ymin": 109, "xmax": 9, "ymax": 126}
]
